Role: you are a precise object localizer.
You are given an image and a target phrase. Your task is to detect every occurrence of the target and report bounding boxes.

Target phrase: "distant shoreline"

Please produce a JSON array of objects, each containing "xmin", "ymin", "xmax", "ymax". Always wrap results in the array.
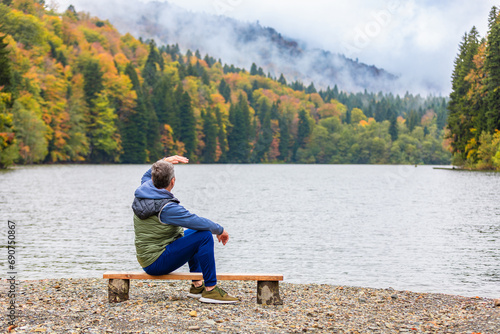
[{"xmin": 434, "ymin": 166, "xmax": 500, "ymax": 172}]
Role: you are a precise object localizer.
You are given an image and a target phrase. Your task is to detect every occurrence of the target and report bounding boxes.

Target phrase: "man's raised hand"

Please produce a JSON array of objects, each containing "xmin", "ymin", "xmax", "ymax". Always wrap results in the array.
[{"xmin": 163, "ymin": 155, "xmax": 189, "ymax": 164}]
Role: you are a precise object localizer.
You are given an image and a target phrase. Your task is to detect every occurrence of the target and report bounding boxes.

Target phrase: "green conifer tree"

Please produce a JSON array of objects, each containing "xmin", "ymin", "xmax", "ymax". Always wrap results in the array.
[
  {"xmin": 0, "ymin": 34, "xmax": 12, "ymax": 93},
  {"xmin": 293, "ymin": 109, "xmax": 311, "ymax": 161},
  {"xmin": 121, "ymin": 63, "xmax": 147, "ymax": 163},
  {"xmin": 215, "ymin": 107, "xmax": 227, "ymax": 162},
  {"xmin": 82, "ymin": 58, "xmax": 103, "ymax": 109},
  {"xmin": 278, "ymin": 115, "xmax": 290, "ymax": 162},
  {"xmin": 253, "ymin": 103, "xmax": 272, "ymax": 162},
  {"xmin": 448, "ymin": 28, "xmax": 480, "ymax": 159},
  {"xmin": 201, "ymin": 109, "xmax": 217, "ymax": 163},
  {"xmin": 143, "ymin": 41, "xmax": 161, "ymax": 88},
  {"xmin": 278, "ymin": 73, "xmax": 287, "ymax": 85},
  {"xmin": 485, "ymin": 8, "xmax": 500, "ymax": 133},
  {"xmin": 250, "ymin": 63, "xmax": 258, "ymax": 75},
  {"xmin": 227, "ymin": 94, "xmax": 251, "ymax": 162},
  {"xmin": 178, "ymin": 90, "xmax": 196, "ymax": 159},
  {"xmin": 389, "ymin": 110, "xmax": 398, "ymax": 141},
  {"xmin": 218, "ymin": 79, "xmax": 231, "ymax": 102}
]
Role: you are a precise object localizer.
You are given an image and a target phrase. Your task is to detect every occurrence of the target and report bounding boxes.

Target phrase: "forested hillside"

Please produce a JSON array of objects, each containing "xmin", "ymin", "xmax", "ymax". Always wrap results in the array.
[
  {"xmin": 0, "ymin": 1, "xmax": 450, "ymax": 168},
  {"xmin": 81, "ymin": 0, "xmax": 399, "ymax": 93},
  {"xmin": 448, "ymin": 6, "xmax": 500, "ymax": 170}
]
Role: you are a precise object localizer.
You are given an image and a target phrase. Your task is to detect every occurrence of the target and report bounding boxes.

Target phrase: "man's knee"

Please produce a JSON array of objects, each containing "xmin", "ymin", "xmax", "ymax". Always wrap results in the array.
[{"xmin": 198, "ymin": 230, "xmax": 214, "ymax": 243}]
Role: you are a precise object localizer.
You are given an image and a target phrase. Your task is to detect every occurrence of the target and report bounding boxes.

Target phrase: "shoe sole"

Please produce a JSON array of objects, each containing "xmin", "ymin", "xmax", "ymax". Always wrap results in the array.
[
  {"xmin": 187, "ymin": 293, "xmax": 202, "ymax": 299},
  {"xmin": 199, "ymin": 297, "xmax": 238, "ymax": 304}
]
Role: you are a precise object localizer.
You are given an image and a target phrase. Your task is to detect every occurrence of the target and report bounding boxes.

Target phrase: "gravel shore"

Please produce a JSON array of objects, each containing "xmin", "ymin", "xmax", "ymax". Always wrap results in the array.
[{"xmin": 1, "ymin": 278, "xmax": 499, "ymax": 333}]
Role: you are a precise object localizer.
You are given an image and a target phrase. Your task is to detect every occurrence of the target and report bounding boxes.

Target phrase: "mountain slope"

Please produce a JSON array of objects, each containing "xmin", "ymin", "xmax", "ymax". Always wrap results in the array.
[{"xmin": 68, "ymin": 0, "xmax": 398, "ymax": 93}]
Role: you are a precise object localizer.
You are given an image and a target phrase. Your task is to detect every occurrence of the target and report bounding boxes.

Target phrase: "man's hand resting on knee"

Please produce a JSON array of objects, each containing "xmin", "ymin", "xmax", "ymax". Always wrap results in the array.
[{"xmin": 217, "ymin": 230, "xmax": 229, "ymax": 245}]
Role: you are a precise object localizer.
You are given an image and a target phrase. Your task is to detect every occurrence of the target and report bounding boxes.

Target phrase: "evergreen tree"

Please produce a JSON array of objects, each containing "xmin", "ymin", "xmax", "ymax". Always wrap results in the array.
[
  {"xmin": 82, "ymin": 58, "xmax": 103, "ymax": 109},
  {"xmin": 152, "ymin": 74, "xmax": 177, "ymax": 130},
  {"xmin": 448, "ymin": 28, "xmax": 480, "ymax": 159},
  {"xmin": 142, "ymin": 41, "xmax": 161, "ymax": 88},
  {"xmin": 201, "ymin": 109, "xmax": 217, "ymax": 163},
  {"xmin": 485, "ymin": 8, "xmax": 500, "ymax": 133},
  {"xmin": 253, "ymin": 103, "xmax": 272, "ymax": 162},
  {"xmin": 270, "ymin": 100, "xmax": 280, "ymax": 120},
  {"xmin": 178, "ymin": 89, "xmax": 196, "ymax": 159},
  {"xmin": 293, "ymin": 109, "xmax": 311, "ymax": 161},
  {"xmin": 388, "ymin": 109, "xmax": 398, "ymax": 141},
  {"xmin": 145, "ymin": 104, "xmax": 163, "ymax": 160},
  {"xmin": 218, "ymin": 79, "xmax": 231, "ymax": 102},
  {"xmin": 122, "ymin": 63, "xmax": 147, "ymax": 163},
  {"xmin": 215, "ymin": 107, "xmax": 227, "ymax": 162},
  {"xmin": 227, "ymin": 94, "xmax": 251, "ymax": 162},
  {"xmin": 250, "ymin": 63, "xmax": 258, "ymax": 75},
  {"xmin": 0, "ymin": 94, "xmax": 17, "ymax": 168},
  {"xmin": 201, "ymin": 69, "xmax": 210, "ymax": 86},
  {"xmin": 278, "ymin": 115, "xmax": 290, "ymax": 161},
  {"xmin": 278, "ymin": 73, "xmax": 287, "ymax": 85},
  {"xmin": 306, "ymin": 82, "xmax": 317, "ymax": 94},
  {"xmin": 407, "ymin": 110, "xmax": 419, "ymax": 132},
  {"xmin": 0, "ymin": 33, "xmax": 12, "ymax": 93},
  {"xmin": 345, "ymin": 108, "xmax": 352, "ymax": 124}
]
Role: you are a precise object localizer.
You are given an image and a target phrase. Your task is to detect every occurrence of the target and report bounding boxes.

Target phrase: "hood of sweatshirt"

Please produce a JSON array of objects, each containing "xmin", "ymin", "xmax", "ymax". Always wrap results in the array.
[{"xmin": 134, "ymin": 180, "xmax": 174, "ymax": 200}]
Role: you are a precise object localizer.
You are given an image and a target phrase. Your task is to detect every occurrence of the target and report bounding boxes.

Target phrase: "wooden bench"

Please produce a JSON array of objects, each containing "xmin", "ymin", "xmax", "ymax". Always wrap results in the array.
[{"xmin": 103, "ymin": 271, "xmax": 284, "ymax": 305}]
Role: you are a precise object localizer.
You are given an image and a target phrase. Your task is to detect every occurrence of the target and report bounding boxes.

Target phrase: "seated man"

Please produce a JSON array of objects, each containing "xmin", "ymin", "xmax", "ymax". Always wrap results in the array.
[{"xmin": 132, "ymin": 156, "xmax": 238, "ymax": 304}]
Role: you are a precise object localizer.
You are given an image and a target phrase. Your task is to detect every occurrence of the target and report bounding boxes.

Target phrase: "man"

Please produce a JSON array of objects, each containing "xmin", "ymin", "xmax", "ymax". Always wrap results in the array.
[{"xmin": 132, "ymin": 156, "xmax": 238, "ymax": 304}]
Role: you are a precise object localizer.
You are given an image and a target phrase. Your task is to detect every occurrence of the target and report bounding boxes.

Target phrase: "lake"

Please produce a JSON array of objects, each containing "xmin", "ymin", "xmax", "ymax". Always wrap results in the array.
[{"xmin": 0, "ymin": 164, "xmax": 498, "ymax": 297}]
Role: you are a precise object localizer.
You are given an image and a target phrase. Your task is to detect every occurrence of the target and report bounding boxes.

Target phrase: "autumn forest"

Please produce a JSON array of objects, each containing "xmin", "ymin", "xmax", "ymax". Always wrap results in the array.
[{"xmin": 1, "ymin": 0, "xmax": 496, "ymax": 169}]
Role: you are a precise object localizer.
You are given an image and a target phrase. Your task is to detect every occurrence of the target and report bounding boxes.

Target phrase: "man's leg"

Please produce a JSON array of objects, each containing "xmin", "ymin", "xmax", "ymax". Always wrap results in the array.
[
  {"xmin": 184, "ymin": 229, "xmax": 203, "ymax": 287},
  {"xmin": 144, "ymin": 230, "xmax": 217, "ymax": 287}
]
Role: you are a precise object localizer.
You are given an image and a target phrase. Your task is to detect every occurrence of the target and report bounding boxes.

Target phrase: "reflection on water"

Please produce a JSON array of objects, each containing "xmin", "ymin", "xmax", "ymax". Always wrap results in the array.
[{"xmin": 0, "ymin": 164, "xmax": 498, "ymax": 297}]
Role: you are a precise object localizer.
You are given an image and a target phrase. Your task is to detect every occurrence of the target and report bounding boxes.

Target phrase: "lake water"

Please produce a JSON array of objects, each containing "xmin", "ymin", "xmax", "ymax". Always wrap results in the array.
[{"xmin": 0, "ymin": 164, "xmax": 498, "ymax": 297}]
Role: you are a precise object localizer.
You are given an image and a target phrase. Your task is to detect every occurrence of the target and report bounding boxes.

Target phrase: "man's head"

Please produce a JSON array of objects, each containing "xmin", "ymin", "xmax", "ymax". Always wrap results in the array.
[{"xmin": 151, "ymin": 160, "xmax": 175, "ymax": 190}]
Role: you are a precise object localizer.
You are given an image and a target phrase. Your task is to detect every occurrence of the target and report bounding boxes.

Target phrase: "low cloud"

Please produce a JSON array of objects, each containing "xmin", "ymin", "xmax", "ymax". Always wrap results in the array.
[{"xmin": 52, "ymin": 0, "xmax": 496, "ymax": 95}]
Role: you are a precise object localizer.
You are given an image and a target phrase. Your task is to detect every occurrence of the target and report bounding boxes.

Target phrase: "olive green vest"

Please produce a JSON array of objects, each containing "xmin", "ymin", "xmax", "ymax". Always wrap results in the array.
[{"xmin": 133, "ymin": 214, "xmax": 184, "ymax": 268}]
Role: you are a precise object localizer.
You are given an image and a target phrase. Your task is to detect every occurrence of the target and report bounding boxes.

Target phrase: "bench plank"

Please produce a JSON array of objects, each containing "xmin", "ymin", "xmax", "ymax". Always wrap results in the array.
[{"xmin": 103, "ymin": 271, "xmax": 283, "ymax": 281}]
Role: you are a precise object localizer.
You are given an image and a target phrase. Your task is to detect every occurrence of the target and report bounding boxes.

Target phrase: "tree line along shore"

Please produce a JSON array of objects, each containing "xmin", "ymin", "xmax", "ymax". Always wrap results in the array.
[{"xmin": 0, "ymin": 1, "xmax": 450, "ymax": 169}]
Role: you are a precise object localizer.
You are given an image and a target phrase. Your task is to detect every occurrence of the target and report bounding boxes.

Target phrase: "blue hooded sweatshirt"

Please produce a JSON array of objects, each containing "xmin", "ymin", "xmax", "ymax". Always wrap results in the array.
[{"xmin": 133, "ymin": 168, "xmax": 224, "ymax": 235}]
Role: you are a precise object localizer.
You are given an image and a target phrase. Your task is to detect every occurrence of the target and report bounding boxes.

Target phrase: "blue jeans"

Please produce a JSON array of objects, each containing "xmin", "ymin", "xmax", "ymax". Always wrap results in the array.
[{"xmin": 143, "ymin": 229, "xmax": 217, "ymax": 286}]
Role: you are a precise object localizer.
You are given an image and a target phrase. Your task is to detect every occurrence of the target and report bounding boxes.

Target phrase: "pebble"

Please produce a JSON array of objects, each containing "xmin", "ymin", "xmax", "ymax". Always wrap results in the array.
[
  {"xmin": 1, "ymin": 278, "xmax": 498, "ymax": 333},
  {"xmin": 494, "ymin": 299, "xmax": 500, "ymax": 307}
]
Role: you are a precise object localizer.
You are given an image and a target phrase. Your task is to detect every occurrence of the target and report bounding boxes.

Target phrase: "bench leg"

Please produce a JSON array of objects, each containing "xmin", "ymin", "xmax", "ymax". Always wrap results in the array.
[
  {"xmin": 257, "ymin": 281, "xmax": 283, "ymax": 305},
  {"xmin": 108, "ymin": 279, "xmax": 130, "ymax": 303}
]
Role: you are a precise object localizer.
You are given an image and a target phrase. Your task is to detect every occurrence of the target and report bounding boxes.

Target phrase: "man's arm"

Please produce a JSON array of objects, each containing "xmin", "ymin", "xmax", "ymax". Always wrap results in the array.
[
  {"xmin": 140, "ymin": 168, "xmax": 153, "ymax": 185},
  {"xmin": 140, "ymin": 156, "xmax": 189, "ymax": 184},
  {"xmin": 160, "ymin": 203, "xmax": 224, "ymax": 235}
]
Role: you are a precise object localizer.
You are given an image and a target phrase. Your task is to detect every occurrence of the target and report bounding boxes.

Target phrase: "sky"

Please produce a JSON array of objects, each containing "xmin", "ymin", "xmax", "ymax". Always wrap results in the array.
[{"xmin": 52, "ymin": 0, "xmax": 498, "ymax": 95}]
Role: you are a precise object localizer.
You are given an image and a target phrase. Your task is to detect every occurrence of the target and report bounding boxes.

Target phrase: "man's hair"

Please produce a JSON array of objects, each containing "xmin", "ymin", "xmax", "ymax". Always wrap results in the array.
[{"xmin": 151, "ymin": 160, "xmax": 175, "ymax": 189}]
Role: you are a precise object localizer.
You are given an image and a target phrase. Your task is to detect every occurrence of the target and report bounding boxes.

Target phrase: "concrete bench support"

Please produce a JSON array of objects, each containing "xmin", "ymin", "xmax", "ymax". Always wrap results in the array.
[
  {"xmin": 103, "ymin": 272, "xmax": 284, "ymax": 305},
  {"xmin": 257, "ymin": 280, "xmax": 283, "ymax": 305},
  {"xmin": 108, "ymin": 278, "xmax": 130, "ymax": 303}
]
